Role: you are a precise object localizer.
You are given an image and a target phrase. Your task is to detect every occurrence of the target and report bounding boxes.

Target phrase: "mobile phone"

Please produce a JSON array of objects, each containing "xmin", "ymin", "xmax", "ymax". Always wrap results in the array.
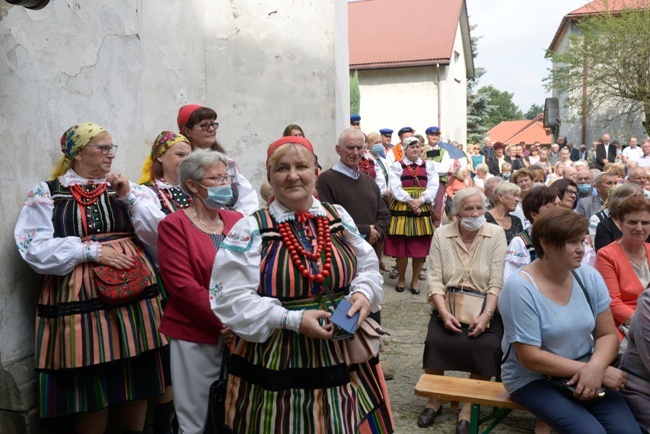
[
  {"xmin": 426, "ymin": 150, "xmax": 441, "ymax": 158},
  {"xmin": 330, "ymin": 299, "xmax": 360, "ymax": 334}
]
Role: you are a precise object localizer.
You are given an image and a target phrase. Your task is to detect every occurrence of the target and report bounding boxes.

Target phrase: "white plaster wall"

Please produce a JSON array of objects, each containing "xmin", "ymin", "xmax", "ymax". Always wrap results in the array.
[
  {"xmin": 0, "ymin": 0, "xmax": 346, "ymax": 426},
  {"xmin": 203, "ymin": 0, "xmax": 348, "ymax": 178},
  {"xmin": 357, "ymin": 66, "xmax": 439, "ymax": 139},
  {"xmin": 357, "ymin": 63, "xmax": 468, "ymax": 145},
  {"xmin": 445, "ymin": 22, "xmax": 468, "ymax": 145}
]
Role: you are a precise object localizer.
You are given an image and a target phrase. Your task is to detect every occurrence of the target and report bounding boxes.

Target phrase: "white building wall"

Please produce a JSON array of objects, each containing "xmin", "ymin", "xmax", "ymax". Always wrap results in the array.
[
  {"xmin": 445, "ymin": 22, "xmax": 469, "ymax": 146},
  {"xmin": 0, "ymin": 1, "xmax": 346, "ymax": 431},
  {"xmin": 355, "ymin": 21, "xmax": 469, "ymax": 146},
  {"xmin": 553, "ymin": 21, "xmax": 647, "ymax": 147},
  {"xmin": 356, "ymin": 66, "xmax": 439, "ymax": 139}
]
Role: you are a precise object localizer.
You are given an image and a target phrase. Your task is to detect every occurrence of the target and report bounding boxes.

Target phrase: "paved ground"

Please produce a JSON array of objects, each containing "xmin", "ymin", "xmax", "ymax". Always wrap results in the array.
[{"xmin": 379, "ymin": 257, "xmax": 536, "ymax": 434}]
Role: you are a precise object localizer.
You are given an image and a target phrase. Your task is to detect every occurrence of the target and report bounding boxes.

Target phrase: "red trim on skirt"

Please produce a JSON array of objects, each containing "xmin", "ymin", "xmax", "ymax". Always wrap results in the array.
[{"xmin": 384, "ymin": 235, "xmax": 432, "ymax": 258}]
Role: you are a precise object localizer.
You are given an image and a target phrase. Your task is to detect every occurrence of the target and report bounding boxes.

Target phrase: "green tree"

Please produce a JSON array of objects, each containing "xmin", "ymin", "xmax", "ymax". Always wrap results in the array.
[
  {"xmin": 350, "ymin": 70, "xmax": 360, "ymax": 115},
  {"xmin": 467, "ymin": 67, "xmax": 494, "ymax": 144},
  {"xmin": 545, "ymin": 0, "xmax": 650, "ymax": 135},
  {"xmin": 524, "ymin": 103, "xmax": 544, "ymax": 120},
  {"xmin": 478, "ymin": 85, "xmax": 523, "ymax": 129}
]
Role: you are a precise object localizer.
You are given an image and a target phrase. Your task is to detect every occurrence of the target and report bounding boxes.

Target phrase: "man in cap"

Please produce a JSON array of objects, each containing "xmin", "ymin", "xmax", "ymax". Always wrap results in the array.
[
  {"xmin": 387, "ymin": 126, "xmax": 414, "ymax": 164},
  {"xmin": 379, "ymin": 128, "xmax": 394, "ymax": 155},
  {"xmin": 350, "ymin": 114, "xmax": 361, "ymax": 130},
  {"xmin": 424, "ymin": 126, "xmax": 452, "ymax": 227}
]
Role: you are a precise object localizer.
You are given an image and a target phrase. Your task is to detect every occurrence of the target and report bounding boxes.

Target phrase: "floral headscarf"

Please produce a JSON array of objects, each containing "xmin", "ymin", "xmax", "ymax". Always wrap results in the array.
[
  {"xmin": 138, "ymin": 131, "xmax": 190, "ymax": 184},
  {"xmin": 53, "ymin": 122, "xmax": 106, "ymax": 178}
]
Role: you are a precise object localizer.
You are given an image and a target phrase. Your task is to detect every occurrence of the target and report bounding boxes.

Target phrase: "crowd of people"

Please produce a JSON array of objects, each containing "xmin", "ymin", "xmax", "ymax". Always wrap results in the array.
[{"xmin": 12, "ymin": 111, "xmax": 650, "ymax": 434}]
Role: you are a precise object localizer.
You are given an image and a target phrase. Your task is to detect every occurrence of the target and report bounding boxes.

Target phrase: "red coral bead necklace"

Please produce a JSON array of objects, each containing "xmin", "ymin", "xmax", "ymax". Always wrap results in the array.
[{"xmin": 278, "ymin": 215, "xmax": 332, "ymax": 283}]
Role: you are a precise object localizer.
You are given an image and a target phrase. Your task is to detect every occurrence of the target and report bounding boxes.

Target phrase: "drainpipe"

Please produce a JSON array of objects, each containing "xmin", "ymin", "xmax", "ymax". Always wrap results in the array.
[
  {"xmin": 582, "ymin": 44, "xmax": 588, "ymax": 146},
  {"xmin": 436, "ymin": 64, "xmax": 442, "ymax": 130}
]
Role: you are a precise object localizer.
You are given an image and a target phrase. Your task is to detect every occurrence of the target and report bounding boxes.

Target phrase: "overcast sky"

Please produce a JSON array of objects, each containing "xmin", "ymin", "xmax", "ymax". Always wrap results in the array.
[{"xmin": 465, "ymin": 0, "xmax": 588, "ymax": 113}]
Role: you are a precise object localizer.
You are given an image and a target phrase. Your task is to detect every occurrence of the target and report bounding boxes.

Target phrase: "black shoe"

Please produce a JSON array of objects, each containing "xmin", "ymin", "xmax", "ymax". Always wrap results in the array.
[
  {"xmin": 456, "ymin": 419, "xmax": 471, "ymax": 434},
  {"xmin": 382, "ymin": 367, "xmax": 394, "ymax": 381},
  {"xmin": 410, "ymin": 287, "xmax": 420, "ymax": 295},
  {"xmin": 395, "ymin": 285, "xmax": 405, "ymax": 293},
  {"xmin": 417, "ymin": 406, "xmax": 442, "ymax": 428}
]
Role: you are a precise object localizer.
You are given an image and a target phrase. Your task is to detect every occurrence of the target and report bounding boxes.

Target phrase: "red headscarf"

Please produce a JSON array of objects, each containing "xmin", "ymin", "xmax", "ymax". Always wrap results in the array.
[
  {"xmin": 266, "ymin": 136, "xmax": 315, "ymax": 167},
  {"xmin": 177, "ymin": 104, "xmax": 203, "ymax": 132}
]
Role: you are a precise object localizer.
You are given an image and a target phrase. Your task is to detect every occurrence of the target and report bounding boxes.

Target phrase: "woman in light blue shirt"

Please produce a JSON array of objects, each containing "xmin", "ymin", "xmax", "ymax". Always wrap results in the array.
[{"xmin": 499, "ymin": 207, "xmax": 639, "ymax": 434}]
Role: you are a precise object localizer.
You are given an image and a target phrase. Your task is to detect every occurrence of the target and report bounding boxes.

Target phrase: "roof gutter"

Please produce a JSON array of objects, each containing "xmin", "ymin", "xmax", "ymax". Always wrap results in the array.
[{"xmin": 350, "ymin": 60, "xmax": 450, "ymax": 71}]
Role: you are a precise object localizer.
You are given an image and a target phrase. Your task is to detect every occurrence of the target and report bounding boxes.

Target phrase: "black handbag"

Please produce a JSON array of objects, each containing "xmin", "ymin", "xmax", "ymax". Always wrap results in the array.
[{"xmin": 206, "ymin": 347, "xmax": 233, "ymax": 434}]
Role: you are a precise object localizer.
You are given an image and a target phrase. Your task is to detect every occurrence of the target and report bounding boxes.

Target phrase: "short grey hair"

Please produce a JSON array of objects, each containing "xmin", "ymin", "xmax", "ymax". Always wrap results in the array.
[
  {"xmin": 338, "ymin": 128, "xmax": 365, "ymax": 147},
  {"xmin": 492, "ymin": 182, "xmax": 521, "ymax": 205},
  {"xmin": 475, "ymin": 163, "xmax": 489, "ymax": 174},
  {"xmin": 484, "ymin": 176, "xmax": 503, "ymax": 191},
  {"xmin": 452, "ymin": 187, "xmax": 485, "ymax": 215},
  {"xmin": 179, "ymin": 149, "xmax": 230, "ymax": 196}
]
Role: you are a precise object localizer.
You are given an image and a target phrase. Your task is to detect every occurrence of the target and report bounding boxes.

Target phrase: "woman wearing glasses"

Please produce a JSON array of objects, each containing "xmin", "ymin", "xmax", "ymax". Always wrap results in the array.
[
  {"xmin": 156, "ymin": 150, "xmax": 243, "ymax": 434},
  {"xmin": 14, "ymin": 123, "xmax": 169, "ymax": 433},
  {"xmin": 177, "ymin": 104, "xmax": 259, "ymax": 215}
]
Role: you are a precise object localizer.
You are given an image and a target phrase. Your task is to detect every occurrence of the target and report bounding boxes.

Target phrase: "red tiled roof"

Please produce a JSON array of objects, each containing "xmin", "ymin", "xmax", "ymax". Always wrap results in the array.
[
  {"xmin": 487, "ymin": 115, "xmax": 552, "ymax": 146},
  {"xmin": 349, "ymin": 0, "xmax": 464, "ymax": 69},
  {"xmin": 548, "ymin": 0, "xmax": 648, "ymax": 52}
]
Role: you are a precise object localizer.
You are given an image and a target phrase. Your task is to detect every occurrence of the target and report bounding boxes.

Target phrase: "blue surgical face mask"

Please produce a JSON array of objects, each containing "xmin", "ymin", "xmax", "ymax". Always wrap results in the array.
[
  {"xmin": 372, "ymin": 144, "xmax": 385, "ymax": 157},
  {"xmin": 197, "ymin": 183, "xmax": 234, "ymax": 209},
  {"xmin": 578, "ymin": 183, "xmax": 592, "ymax": 194}
]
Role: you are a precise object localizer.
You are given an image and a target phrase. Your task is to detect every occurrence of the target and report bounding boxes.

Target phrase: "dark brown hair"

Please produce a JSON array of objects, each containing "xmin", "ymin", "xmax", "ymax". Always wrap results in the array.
[
  {"xmin": 551, "ymin": 178, "xmax": 578, "ymax": 209},
  {"xmin": 522, "ymin": 186, "xmax": 559, "ymax": 222},
  {"xmin": 183, "ymin": 107, "xmax": 226, "ymax": 153},
  {"xmin": 616, "ymin": 196, "xmax": 650, "ymax": 223},
  {"xmin": 531, "ymin": 207, "xmax": 588, "ymax": 257},
  {"xmin": 283, "ymin": 124, "xmax": 305, "ymax": 137}
]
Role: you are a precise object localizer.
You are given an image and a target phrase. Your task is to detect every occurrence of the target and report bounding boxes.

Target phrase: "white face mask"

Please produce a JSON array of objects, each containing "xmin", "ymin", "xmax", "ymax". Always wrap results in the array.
[{"xmin": 460, "ymin": 215, "xmax": 486, "ymax": 232}]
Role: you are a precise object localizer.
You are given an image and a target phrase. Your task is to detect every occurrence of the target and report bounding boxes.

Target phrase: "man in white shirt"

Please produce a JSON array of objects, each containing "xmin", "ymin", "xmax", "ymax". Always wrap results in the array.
[
  {"xmin": 637, "ymin": 140, "xmax": 650, "ymax": 168},
  {"xmin": 622, "ymin": 136, "xmax": 643, "ymax": 164}
]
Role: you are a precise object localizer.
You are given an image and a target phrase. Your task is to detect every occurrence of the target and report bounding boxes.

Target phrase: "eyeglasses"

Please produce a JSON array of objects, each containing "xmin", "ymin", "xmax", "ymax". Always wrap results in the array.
[
  {"xmin": 565, "ymin": 190, "xmax": 578, "ymax": 197},
  {"xmin": 351, "ymin": 121, "xmax": 360, "ymax": 126},
  {"xmin": 87, "ymin": 144, "xmax": 118, "ymax": 155},
  {"xmin": 190, "ymin": 122, "xmax": 219, "ymax": 131},
  {"xmin": 201, "ymin": 175, "xmax": 234, "ymax": 184}
]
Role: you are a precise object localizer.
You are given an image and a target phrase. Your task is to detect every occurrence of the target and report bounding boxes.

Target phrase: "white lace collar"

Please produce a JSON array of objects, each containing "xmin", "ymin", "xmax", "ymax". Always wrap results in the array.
[
  {"xmin": 59, "ymin": 169, "xmax": 106, "ymax": 187},
  {"xmin": 154, "ymin": 178, "xmax": 175, "ymax": 189},
  {"xmin": 269, "ymin": 197, "xmax": 327, "ymax": 223}
]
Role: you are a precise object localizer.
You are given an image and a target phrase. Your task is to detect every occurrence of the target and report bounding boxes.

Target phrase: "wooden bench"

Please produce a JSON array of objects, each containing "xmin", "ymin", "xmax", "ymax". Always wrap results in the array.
[{"xmin": 415, "ymin": 374, "xmax": 525, "ymax": 434}]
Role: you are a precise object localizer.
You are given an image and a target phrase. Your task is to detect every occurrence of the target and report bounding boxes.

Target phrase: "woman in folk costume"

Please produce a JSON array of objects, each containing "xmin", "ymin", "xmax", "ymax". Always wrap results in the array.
[
  {"xmin": 14, "ymin": 123, "xmax": 168, "ymax": 434},
  {"xmin": 385, "ymin": 136, "xmax": 439, "ymax": 295},
  {"xmin": 139, "ymin": 131, "xmax": 192, "ymax": 215},
  {"xmin": 210, "ymin": 136, "xmax": 394, "ymax": 433}
]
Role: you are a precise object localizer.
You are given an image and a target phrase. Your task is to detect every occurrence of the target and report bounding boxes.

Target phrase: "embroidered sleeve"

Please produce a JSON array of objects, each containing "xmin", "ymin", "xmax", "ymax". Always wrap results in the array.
[{"xmin": 14, "ymin": 182, "xmax": 86, "ymax": 275}]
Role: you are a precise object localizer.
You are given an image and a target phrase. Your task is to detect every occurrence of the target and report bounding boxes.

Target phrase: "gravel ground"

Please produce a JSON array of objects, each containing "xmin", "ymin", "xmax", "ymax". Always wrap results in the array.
[{"xmin": 379, "ymin": 257, "xmax": 537, "ymax": 434}]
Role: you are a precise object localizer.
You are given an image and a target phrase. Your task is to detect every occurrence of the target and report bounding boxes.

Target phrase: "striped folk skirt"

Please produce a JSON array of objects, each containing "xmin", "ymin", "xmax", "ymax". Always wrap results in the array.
[
  {"xmin": 225, "ymin": 296, "xmax": 394, "ymax": 434},
  {"xmin": 35, "ymin": 235, "xmax": 168, "ymax": 417}
]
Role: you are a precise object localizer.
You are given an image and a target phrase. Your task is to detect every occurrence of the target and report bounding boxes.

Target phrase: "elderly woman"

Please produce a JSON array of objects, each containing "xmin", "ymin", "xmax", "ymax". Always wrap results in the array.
[
  {"xmin": 14, "ymin": 123, "xmax": 168, "ymax": 433},
  {"xmin": 473, "ymin": 163, "xmax": 492, "ymax": 192},
  {"xmin": 595, "ymin": 196, "xmax": 650, "ymax": 343},
  {"xmin": 210, "ymin": 136, "xmax": 393, "ymax": 433},
  {"xmin": 419, "ymin": 188, "xmax": 506, "ymax": 433},
  {"xmin": 385, "ymin": 135, "xmax": 439, "ymax": 295},
  {"xmin": 499, "ymin": 208, "xmax": 639, "ymax": 434},
  {"xmin": 593, "ymin": 183, "xmax": 645, "ymax": 251},
  {"xmin": 552, "ymin": 178, "xmax": 579, "ymax": 209},
  {"xmin": 513, "ymin": 168, "xmax": 534, "ymax": 199},
  {"xmin": 139, "ymin": 131, "xmax": 192, "ymax": 215},
  {"xmin": 619, "ymin": 288, "xmax": 650, "ymax": 432},
  {"xmin": 177, "ymin": 104, "xmax": 258, "ymax": 215},
  {"xmin": 445, "ymin": 166, "xmax": 471, "ymax": 220},
  {"xmin": 504, "ymin": 186, "xmax": 561, "ymax": 280},
  {"xmin": 365, "ymin": 131, "xmax": 389, "ymax": 195},
  {"xmin": 485, "ymin": 182, "xmax": 523, "ymax": 244},
  {"xmin": 156, "ymin": 150, "xmax": 243, "ymax": 434},
  {"xmin": 505, "ymin": 144, "xmax": 525, "ymax": 171}
]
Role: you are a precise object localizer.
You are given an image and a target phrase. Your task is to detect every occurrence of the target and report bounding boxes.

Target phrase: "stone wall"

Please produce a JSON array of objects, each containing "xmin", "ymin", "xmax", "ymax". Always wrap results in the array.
[{"xmin": 0, "ymin": 1, "xmax": 347, "ymax": 431}]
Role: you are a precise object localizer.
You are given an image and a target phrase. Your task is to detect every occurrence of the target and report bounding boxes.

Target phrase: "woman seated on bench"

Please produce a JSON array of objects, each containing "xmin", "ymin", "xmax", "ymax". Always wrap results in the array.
[
  {"xmin": 419, "ymin": 188, "xmax": 507, "ymax": 434},
  {"xmin": 499, "ymin": 207, "xmax": 640, "ymax": 434}
]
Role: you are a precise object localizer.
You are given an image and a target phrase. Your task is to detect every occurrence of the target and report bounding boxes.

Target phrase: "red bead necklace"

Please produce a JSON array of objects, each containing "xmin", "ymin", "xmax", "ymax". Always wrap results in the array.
[
  {"xmin": 69, "ymin": 183, "xmax": 107, "ymax": 206},
  {"xmin": 278, "ymin": 215, "xmax": 333, "ymax": 283},
  {"xmin": 406, "ymin": 162, "xmax": 420, "ymax": 180}
]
